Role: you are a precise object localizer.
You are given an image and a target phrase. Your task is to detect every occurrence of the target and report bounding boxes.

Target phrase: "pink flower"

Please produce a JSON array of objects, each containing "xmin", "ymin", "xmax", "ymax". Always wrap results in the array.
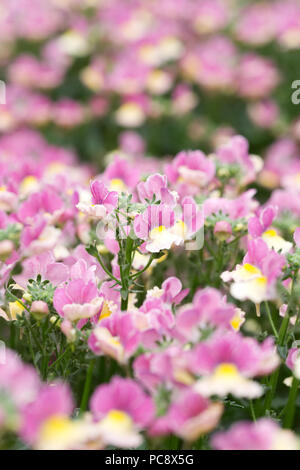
[
  {"xmin": 119, "ymin": 131, "xmax": 145, "ymax": 155},
  {"xmin": 161, "ymin": 276, "xmax": 189, "ymax": 305},
  {"xmin": 235, "ymin": 4, "xmax": 276, "ymax": 46},
  {"xmin": 90, "ymin": 377, "xmax": 154, "ymax": 427},
  {"xmin": 204, "ymin": 189, "xmax": 258, "ymax": 220},
  {"xmin": 89, "ymin": 377, "xmax": 155, "ymax": 448},
  {"xmin": 20, "ymin": 383, "xmax": 74, "ymax": 446},
  {"xmin": 212, "ymin": 419, "xmax": 299, "ymax": 450},
  {"xmin": 104, "ymin": 156, "xmax": 140, "ymax": 190},
  {"xmin": 189, "ymin": 332, "xmax": 279, "ymax": 398},
  {"xmin": 14, "ymin": 251, "xmax": 69, "ymax": 288},
  {"xmin": 286, "ymin": 347, "xmax": 299, "ymax": 371},
  {"xmin": 181, "ymin": 36, "xmax": 236, "ymax": 92},
  {"xmin": 53, "ymin": 279, "xmax": 102, "ymax": 322},
  {"xmin": 214, "ymin": 220, "xmax": 232, "ymax": 241},
  {"xmin": 175, "ymin": 288, "xmax": 238, "ymax": 341},
  {"xmin": 248, "ymin": 206, "xmax": 277, "ymax": 238},
  {"xmin": 137, "ymin": 173, "xmax": 177, "ymax": 207},
  {"xmin": 222, "ymin": 239, "xmax": 286, "ymax": 303},
  {"xmin": 151, "ymin": 391, "xmax": 223, "ymax": 442},
  {"xmin": 17, "ymin": 188, "xmax": 63, "ymax": 223},
  {"xmin": 134, "ymin": 347, "xmax": 191, "ymax": 392},
  {"xmin": 134, "ymin": 204, "xmax": 179, "ymax": 252},
  {"xmin": 90, "ymin": 180, "xmax": 118, "ymax": 212},
  {"xmin": 77, "ymin": 180, "xmax": 118, "ymax": 219},
  {"xmin": 165, "ymin": 150, "xmax": 215, "ymax": 196},
  {"xmin": 248, "ymin": 207, "xmax": 292, "ymax": 254},
  {"xmin": 52, "ymin": 99, "xmax": 84, "ymax": 128},
  {"xmin": 236, "ymin": 54, "xmax": 280, "ymax": 99},
  {"xmin": 216, "ymin": 135, "xmax": 259, "ymax": 185},
  {"xmin": 88, "ymin": 312, "xmax": 140, "ymax": 363},
  {"xmin": 0, "ymin": 349, "xmax": 40, "ymax": 410},
  {"xmin": 248, "ymin": 100, "xmax": 279, "ymax": 129},
  {"xmin": 294, "ymin": 227, "xmax": 300, "ymax": 247}
]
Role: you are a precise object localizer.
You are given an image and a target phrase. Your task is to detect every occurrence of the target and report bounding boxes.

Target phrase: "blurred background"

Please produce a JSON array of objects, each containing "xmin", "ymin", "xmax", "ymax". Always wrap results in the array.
[{"xmin": 0, "ymin": 0, "xmax": 300, "ymax": 173}]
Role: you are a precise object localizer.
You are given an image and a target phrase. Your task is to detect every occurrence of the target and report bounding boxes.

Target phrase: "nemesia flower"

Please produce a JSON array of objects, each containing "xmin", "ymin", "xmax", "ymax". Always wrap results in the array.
[
  {"xmin": 234, "ymin": 3, "xmax": 276, "ymax": 46},
  {"xmin": 134, "ymin": 346, "xmax": 193, "ymax": 392},
  {"xmin": 90, "ymin": 377, "xmax": 155, "ymax": 448},
  {"xmin": 137, "ymin": 173, "xmax": 177, "ymax": 207},
  {"xmin": 212, "ymin": 419, "xmax": 299, "ymax": 450},
  {"xmin": 150, "ymin": 390, "xmax": 223, "ymax": 442},
  {"xmin": 181, "ymin": 36, "xmax": 236, "ymax": 92},
  {"xmin": 88, "ymin": 312, "xmax": 140, "ymax": 363},
  {"xmin": 175, "ymin": 288, "xmax": 241, "ymax": 342},
  {"xmin": 165, "ymin": 150, "xmax": 215, "ymax": 197},
  {"xmin": 247, "ymin": 100, "xmax": 279, "ymax": 129},
  {"xmin": 53, "ymin": 279, "xmax": 102, "ymax": 322},
  {"xmin": 103, "ymin": 156, "xmax": 140, "ymax": 191},
  {"xmin": 189, "ymin": 333, "xmax": 279, "ymax": 398},
  {"xmin": 77, "ymin": 180, "xmax": 118, "ymax": 219},
  {"xmin": 1, "ymin": 0, "xmax": 300, "ymax": 453},
  {"xmin": 236, "ymin": 54, "xmax": 280, "ymax": 99},
  {"xmin": 14, "ymin": 251, "xmax": 69, "ymax": 289},
  {"xmin": 20, "ymin": 383, "xmax": 74, "ymax": 449},
  {"xmin": 0, "ymin": 349, "xmax": 40, "ymax": 414},
  {"xmin": 215, "ymin": 135, "xmax": 262, "ymax": 186},
  {"xmin": 134, "ymin": 204, "xmax": 180, "ymax": 253},
  {"xmin": 221, "ymin": 239, "xmax": 286, "ymax": 304},
  {"xmin": 52, "ymin": 99, "xmax": 84, "ymax": 128},
  {"xmin": 294, "ymin": 227, "xmax": 300, "ymax": 247},
  {"xmin": 248, "ymin": 206, "xmax": 292, "ymax": 254},
  {"xmin": 286, "ymin": 347, "xmax": 300, "ymax": 380}
]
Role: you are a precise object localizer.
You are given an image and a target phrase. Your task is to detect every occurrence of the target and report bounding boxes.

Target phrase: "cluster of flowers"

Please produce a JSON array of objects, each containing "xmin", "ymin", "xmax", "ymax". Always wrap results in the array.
[
  {"xmin": 1, "ymin": 126, "xmax": 300, "ymax": 450},
  {"xmin": 0, "ymin": 0, "xmax": 299, "ymax": 143}
]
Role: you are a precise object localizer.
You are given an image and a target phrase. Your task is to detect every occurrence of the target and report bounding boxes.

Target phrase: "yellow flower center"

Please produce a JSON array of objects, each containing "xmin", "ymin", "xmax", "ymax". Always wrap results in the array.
[
  {"xmin": 230, "ymin": 315, "xmax": 242, "ymax": 332},
  {"xmin": 40, "ymin": 415, "xmax": 73, "ymax": 441},
  {"xmin": 150, "ymin": 225, "xmax": 166, "ymax": 237},
  {"xmin": 214, "ymin": 363, "xmax": 239, "ymax": 378},
  {"xmin": 263, "ymin": 229, "xmax": 277, "ymax": 238},
  {"xmin": 105, "ymin": 409, "xmax": 131, "ymax": 425},
  {"xmin": 109, "ymin": 178, "xmax": 126, "ymax": 192},
  {"xmin": 20, "ymin": 175, "xmax": 38, "ymax": 192},
  {"xmin": 243, "ymin": 263, "xmax": 261, "ymax": 275}
]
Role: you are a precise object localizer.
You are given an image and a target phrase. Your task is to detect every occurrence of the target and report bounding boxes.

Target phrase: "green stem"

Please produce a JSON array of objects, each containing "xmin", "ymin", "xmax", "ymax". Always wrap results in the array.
[
  {"xmin": 283, "ymin": 377, "xmax": 300, "ymax": 429},
  {"xmin": 120, "ymin": 236, "xmax": 134, "ymax": 311},
  {"xmin": 49, "ymin": 345, "xmax": 71, "ymax": 370},
  {"xmin": 264, "ymin": 301, "xmax": 279, "ymax": 339},
  {"xmin": 249, "ymin": 400, "xmax": 257, "ymax": 422},
  {"xmin": 263, "ymin": 288, "xmax": 294, "ymax": 415},
  {"xmin": 94, "ymin": 250, "xmax": 121, "ymax": 285},
  {"xmin": 263, "ymin": 368, "xmax": 280, "ymax": 415},
  {"xmin": 80, "ymin": 358, "xmax": 95, "ymax": 413},
  {"xmin": 130, "ymin": 255, "xmax": 154, "ymax": 280}
]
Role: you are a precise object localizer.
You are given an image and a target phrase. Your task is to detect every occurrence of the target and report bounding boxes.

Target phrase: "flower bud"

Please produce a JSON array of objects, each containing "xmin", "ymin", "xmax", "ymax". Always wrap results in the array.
[
  {"xmin": 61, "ymin": 320, "xmax": 76, "ymax": 342},
  {"xmin": 30, "ymin": 301, "xmax": 49, "ymax": 321},
  {"xmin": 214, "ymin": 221, "xmax": 232, "ymax": 241}
]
